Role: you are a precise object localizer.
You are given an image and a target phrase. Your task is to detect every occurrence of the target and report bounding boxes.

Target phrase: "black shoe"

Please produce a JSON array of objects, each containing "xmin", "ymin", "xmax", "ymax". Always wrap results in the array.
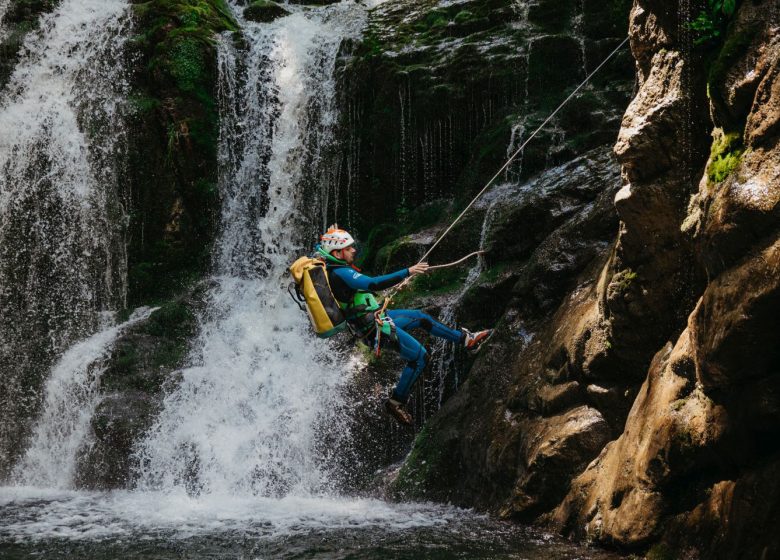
[{"xmin": 384, "ymin": 398, "xmax": 413, "ymax": 426}]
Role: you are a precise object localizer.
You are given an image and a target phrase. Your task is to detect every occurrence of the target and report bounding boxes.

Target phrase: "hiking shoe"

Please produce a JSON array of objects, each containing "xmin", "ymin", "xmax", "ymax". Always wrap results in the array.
[
  {"xmin": 384, "ymin": 398, "xmax": 413, "ymax": 426},
  {"xmin": 463, "ymin": 328, "xmax": 492, "ymax": 351}
]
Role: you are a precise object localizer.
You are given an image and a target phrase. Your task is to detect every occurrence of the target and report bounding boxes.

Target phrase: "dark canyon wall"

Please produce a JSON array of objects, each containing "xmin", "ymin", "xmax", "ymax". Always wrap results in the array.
[{"xmin": 378, "ymin": 0, "xmax": 780, "ymax": 558}]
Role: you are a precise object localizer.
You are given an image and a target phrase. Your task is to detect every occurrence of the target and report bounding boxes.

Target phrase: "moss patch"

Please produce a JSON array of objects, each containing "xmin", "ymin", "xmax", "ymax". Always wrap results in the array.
[
  {"xmin": 0, "ymin": 0, "xmax": 59, "ymax": 89},
  {"xmin": 706, "ymin": 129, "xmax": 744, "ymax": 184},
  {"xmin": 391, "ymin": 425, "xmax": 445, "ymax": 497},
  {"xmin": 126, "ymin": 0, "xmax": 236, "ymax": 305}
]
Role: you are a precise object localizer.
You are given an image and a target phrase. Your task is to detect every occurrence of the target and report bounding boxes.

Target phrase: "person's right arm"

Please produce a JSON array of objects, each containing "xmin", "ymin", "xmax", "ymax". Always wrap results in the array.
[{"xmin": 330, "ymin": 267, "xmax": 409, "ymax": 291}]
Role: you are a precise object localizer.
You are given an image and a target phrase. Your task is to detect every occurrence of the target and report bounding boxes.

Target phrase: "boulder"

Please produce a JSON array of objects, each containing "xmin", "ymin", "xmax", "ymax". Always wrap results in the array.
[{"xmin": 243, "ymin": 1, "xmax": 290, "ymax": 23}]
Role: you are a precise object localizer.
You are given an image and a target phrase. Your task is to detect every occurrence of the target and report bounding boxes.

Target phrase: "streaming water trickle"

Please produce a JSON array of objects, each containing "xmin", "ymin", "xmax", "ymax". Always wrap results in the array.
[{"xmin": 0, "ymin": 0, "xmax": 10, "ymax": 41}]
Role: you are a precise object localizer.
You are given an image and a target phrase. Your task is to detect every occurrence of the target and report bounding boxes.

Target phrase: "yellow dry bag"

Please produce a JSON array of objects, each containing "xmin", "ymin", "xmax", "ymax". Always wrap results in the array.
[{"xmin": 289, "ymin": 257, "xmax": 347, "ymax": 338}]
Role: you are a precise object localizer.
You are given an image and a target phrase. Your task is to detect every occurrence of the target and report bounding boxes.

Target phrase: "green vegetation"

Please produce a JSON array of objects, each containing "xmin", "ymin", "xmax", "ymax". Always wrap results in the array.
[
  {"xmin": 689, "ymin": 0, "xmax": 740, "ymax": 46},
  {"xmin": 358, "ymin": 200, "xmax": 449, "ymax": 270},
  {"xmin": 142, "ymin": 301, "xmax": 195, "ymax": 338},
  {"xmin": 707, "ymin": 25, "xmax": 757, "ymax": 87},
  {"xmin": 392, "ymin": 425, "xmax": 444, "ymax": 496},
  {"xmin": 646, "ymin": 542, "xmax": 677, "ymax": 560},
  {"xmin": 706, "ymin": 130, "xmax": 744, "ymax": 184},
  {"xmin": 613, "ymin": 268, "xmax": 637, "ymax": 293},
  {"xmin": 127, "ymin": 0, "xmax": 236, "ymax": 305},
  {"xmin": 0, "ymin": 0, "xmax": 59, "ymax": 88},
  {"xmin": 103, "ymin": 300, "xmax": 197, "ymax": 393}
]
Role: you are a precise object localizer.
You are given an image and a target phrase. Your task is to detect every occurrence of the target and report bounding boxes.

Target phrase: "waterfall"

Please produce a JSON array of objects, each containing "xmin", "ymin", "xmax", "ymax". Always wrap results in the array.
[
  {"xmin": 134, "ymin": 1, "xmax": 368, "ymax": 498},
  {"xmin": 11, "ymin": 307, "xmax": 156, "ymax": 488},
  {"xmin": 0, "ymin": 0, "xmax": 10, "ymax": 41},
  {"xmin": 0, "ymin": 0, "xmax": 132, "ymax": 476}
]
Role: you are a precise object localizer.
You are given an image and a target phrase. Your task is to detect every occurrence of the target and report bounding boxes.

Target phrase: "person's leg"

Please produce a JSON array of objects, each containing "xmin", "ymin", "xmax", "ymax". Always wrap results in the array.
[
  {"xmin": 386, "ymin": 309, "xmax": 463, "ymax": 343},
  {"xmin": 386, "ymin": 326, "xmax": 428, "ymax": 403}
]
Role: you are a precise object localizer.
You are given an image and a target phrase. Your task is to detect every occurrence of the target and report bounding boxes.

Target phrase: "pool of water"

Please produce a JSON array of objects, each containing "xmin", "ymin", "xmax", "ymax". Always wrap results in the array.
[{"xmin": 0, "ymin": 487, "xmax": 622, "ymax": 559}]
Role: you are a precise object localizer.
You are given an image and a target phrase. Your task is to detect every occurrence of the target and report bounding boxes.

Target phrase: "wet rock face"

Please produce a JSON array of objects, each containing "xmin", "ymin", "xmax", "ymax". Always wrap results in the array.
[
  {"xmin": 333, "ymin": 0, "xmax": 633, "ymax": 238},
  {"xmin": 382, "ymin": 0, "xmax": 780, "ymax": 554},
  {"xmin": 76, "ymin": 295, "xmax": 202, "ymax": 489},
  {"xmin": 551, "ymin": 0, "xmax": 780, "ymax": 557},
  {"xmin": 389, "ymin": 146, "xmax": 625, "ymax": 515}
]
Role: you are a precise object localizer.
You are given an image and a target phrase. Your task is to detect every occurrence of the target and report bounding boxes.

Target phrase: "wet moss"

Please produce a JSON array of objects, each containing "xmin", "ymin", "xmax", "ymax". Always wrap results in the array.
[
  {"xmin": 103, "ymin": 299, "xmax": 198, "ymax": 394},
  {"xmin": 706, "ymin": 130, "xmax": 744, "ymax": 184},
  {"xmin": 391, "ymin": 425, "xmax": 444, "ymax": 497},
  {"xmin": 126, "ymin": 0, "xmax": 235, "ymax": 305}
]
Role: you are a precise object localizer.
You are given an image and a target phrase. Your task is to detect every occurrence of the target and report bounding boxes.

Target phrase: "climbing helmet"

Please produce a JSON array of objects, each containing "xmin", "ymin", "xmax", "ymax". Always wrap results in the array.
[{"xmin": 320, "ymin": 225, "xmax": 355, "ymax": 252}]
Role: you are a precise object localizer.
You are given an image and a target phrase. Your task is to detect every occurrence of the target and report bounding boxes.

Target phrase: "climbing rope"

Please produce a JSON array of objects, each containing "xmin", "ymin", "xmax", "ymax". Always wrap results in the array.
[
  {"xmin": 417, "ymin": 35, "xmax": 630, "ymax": 266},
  {"xmin": 378, "ymin": 35, "xmax": 630, "ymax": 314}
]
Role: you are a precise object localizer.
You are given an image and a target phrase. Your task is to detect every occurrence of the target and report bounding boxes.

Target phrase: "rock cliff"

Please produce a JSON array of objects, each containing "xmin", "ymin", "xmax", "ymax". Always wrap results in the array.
[{"xmin": 384, "ymin": 0, "xmax": 780, "ymax": 557}]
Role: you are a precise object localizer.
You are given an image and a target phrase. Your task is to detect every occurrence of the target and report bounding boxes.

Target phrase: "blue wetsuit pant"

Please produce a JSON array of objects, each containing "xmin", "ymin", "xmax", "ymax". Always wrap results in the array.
[{"xmin": 379, "ymin": 309, "xmax": 463, "ymax": 403}]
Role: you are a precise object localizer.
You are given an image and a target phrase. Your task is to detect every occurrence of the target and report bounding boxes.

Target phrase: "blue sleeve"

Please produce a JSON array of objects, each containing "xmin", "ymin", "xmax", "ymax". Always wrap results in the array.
[{"xmin": 331, "ymin": 267, "xmax": 409, "ymax": 291}]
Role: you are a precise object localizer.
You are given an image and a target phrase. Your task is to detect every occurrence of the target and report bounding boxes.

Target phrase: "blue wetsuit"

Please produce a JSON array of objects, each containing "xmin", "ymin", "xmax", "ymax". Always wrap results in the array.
[{"xmin": 329, "ymin": 267, "xmax": 464, "ymax": 403}]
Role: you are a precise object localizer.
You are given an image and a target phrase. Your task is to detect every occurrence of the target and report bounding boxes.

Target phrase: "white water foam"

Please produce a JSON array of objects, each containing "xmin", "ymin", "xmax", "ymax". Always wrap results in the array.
[
  {"xmin": 0, "ymin": 486, "xmax": 461, "ymax": 543},
  {"xmin": 12, "ymin": 308, "xmax": 157, "ymax": 488},
  {"xmin": 134, "ymin": 2, "xmax": 369, "ymax": 500}
]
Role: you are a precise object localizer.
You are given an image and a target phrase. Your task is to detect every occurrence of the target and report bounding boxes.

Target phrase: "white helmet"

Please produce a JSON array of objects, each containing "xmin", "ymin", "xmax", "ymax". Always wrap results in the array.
[{"xmin": 320, "ymin": 225, "xmax": 354, "ymax": 252}]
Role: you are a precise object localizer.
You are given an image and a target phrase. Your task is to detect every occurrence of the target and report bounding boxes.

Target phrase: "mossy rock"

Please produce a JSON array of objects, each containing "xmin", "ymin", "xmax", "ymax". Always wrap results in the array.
[
  {"xmin": 243, "ymin": 0, "xmax": 289, "ymax": 23},
  {"xmin": 126, "ymin": 0, "xmax": 235, "ymax": 305},
  {"xmin": 0, "ymin": 0, "xmax": 59, "ymax": 90},
  {"xmin": 527, "ymin": 0, "xmax": 578, "ymax": 34},
  {"xmin": 706, "ymin": 129, "xmax": 744, "ymax": 184},
  {"xmin": 527, "ymin": 35, "xmax": 584, "ymax": 108}
]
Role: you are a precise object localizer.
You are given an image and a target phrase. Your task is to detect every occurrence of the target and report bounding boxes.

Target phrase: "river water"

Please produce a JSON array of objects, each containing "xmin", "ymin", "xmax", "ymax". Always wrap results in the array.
[{"xmin": 0, "ymin": 487, "xmax": 621, "ymax": 559}]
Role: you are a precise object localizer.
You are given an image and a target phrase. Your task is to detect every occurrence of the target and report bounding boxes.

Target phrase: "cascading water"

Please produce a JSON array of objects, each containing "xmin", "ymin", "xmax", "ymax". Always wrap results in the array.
[
  {"xmin": 0, "ymin": 0, "xmax": 131, "ymax": 476},
  {"xmin": 11, "ymin": 307, "xmax": 156, "ymax": 488},
  {"xmin": 0, "ymin": 0, "xmax": 10, "ymax": 40},
  {"xmin": 133, "ymin": 1, "xmax": 367, "ymax": 499}
]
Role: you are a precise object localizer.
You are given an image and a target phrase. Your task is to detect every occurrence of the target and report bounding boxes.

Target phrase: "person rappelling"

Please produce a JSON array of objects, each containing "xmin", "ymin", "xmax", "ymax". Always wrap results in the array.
[{"xmin": 289, "ymin": 225, "xmax": 491, "ymax": 426}]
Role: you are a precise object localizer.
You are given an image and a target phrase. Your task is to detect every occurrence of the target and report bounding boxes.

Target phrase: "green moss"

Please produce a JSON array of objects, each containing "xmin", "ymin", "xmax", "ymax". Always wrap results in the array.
[
  {"xmin": 453, "ymin": 10, "xmax": 475, "ymax": 24},
  {"xmin": 114, "ymin": 346, "xmax": 140, "ymax": 373},
  {"xmin": 130, "ymin": 95, "xmax": 161, "ymax": 113},
  {"xmin": 646, "ymin": 542, "xmax": 677, "ymax": 560},
  {"xmin": 706, "ymin": 130, "xmax": 744, "ymax": 184},
  {"xmin": 478, "ymin": 261, "xmax": 510, "ymax": 283},
  {"xmin": 613, "ymin": 268, "xmax": 637, "ymax": 293},
  {"xmin": 127, "ymin": 0, "xmax": 235, "ymax": 306},
  {"xmin": 169, "ymin": 38, "xmax": 204, "ymax": 91},
  {"xmin": 374, "ymin": 237, "xmax": 408, "ymax": 272},
  {"xmin": 143, "ymin": 301, "xmax": 195, "ymax": 338},
  {"xmin": 392, "ymin": 425, "xmax": 443, "ymax": 496}
]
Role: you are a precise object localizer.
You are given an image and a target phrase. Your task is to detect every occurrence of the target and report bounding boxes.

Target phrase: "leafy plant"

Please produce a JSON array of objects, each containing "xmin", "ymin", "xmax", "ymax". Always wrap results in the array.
[{"xmin": 689, "ymin": 0, "xmax": 739, "ymax": 46}]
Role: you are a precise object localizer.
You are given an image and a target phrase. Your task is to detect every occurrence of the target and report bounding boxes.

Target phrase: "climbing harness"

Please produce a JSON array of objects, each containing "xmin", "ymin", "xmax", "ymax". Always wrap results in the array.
[{"xmin": 371, "ymin": 250, "xmax": 485, "ymax": 354}]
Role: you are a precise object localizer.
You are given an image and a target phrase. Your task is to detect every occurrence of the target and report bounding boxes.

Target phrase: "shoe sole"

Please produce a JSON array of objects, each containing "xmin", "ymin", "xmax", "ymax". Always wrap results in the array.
[{"xmin": 384, "ymin": 403, "xmax": 413, "ymax": 426}]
